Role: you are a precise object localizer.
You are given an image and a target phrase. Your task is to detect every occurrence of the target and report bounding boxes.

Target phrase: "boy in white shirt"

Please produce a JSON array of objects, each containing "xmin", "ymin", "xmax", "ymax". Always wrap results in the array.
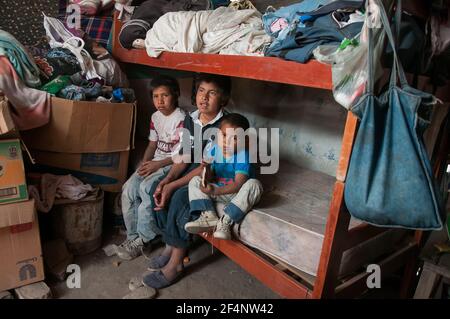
[{"xmin": 119, "ymin": 75, "xmax": 185, "ymax": 260}]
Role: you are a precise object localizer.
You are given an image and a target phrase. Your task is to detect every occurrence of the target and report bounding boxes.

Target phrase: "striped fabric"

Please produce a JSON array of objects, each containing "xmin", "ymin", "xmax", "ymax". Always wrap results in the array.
[{"xmin": 58, "ymin": 0, "xmax": 113, "ymax": 47}]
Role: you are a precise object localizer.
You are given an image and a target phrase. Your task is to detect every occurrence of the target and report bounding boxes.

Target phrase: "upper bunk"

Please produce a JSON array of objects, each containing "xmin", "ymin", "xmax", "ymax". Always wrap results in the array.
[{"xmin": 111, "ymin": 12, "xmax": 332, "ymax": 90}]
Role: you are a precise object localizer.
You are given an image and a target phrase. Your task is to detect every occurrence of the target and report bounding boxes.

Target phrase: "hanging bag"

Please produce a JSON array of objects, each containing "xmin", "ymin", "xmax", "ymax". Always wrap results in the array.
[{"xmin": 344, "ymin": 0, "xmax": 444, "ymax": 230}]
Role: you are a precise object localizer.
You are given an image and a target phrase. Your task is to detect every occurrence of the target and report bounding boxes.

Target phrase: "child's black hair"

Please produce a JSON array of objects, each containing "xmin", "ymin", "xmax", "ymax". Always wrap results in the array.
[
  {"xmin": 191, "ymin": 73, "xmax": 232, "ymax": 107},
  {"xmin": 220, "ymin": 113, "xmax": 250, "ymax": 131},
  {"xmin": 150, "ymin": 75, "xmax": 181, "ymax": 99}
]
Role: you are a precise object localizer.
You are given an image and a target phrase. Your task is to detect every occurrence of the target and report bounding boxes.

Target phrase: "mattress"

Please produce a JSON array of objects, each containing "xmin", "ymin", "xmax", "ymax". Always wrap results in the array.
[{"xmin": 216, "ymin": 162, "xmax": 408, "ymax": 278}]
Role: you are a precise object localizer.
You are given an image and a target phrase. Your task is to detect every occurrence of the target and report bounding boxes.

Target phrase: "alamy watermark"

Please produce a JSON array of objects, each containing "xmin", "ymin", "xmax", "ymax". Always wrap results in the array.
[
  {"xmin": 65, "ymin": 4, "xmax": 81, "ymax": 30},
  {"xmin": 66, "ymin": 264, "xmax": 81, "ymax": 289},
  {"xmin": 173, "ymin": 127, "xmax": 280, "ymax": 175},
  {"xmin": 366, "ymin": 264, "xmax": 381, "ymax": 289}
]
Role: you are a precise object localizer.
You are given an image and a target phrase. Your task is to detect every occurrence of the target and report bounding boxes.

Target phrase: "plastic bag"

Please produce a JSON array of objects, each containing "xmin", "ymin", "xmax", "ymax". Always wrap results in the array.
[
  {"xmin": 313, "ymin": 0, "xmax": 386, "ymax": 109},
  {"xmin": 43, "ymin": 14, "xmax": 101, "ymax": 80}
]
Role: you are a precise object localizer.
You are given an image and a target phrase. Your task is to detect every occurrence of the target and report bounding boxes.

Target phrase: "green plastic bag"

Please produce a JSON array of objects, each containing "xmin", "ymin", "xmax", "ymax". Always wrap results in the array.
[{"xmin": 39, "ymin": 75, "xmax": 72, "ymax": 95}]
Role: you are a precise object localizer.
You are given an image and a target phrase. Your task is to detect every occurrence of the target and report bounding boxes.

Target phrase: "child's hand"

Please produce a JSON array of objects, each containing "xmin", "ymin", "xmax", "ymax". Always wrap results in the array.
[
  {"xmin": 200, "ymin": 162, "xmax": 213, "ymax": 186},
  {"xmin": 200, "ymin": 183, "xmax": 215, "ymax": 195},
  {"xmin": 153, "ymin": 178, "xmax": 174, "ymax": 211},
  {"xmin": 138, "ymin": 161, "xmax": 160, "ymax": 177}
]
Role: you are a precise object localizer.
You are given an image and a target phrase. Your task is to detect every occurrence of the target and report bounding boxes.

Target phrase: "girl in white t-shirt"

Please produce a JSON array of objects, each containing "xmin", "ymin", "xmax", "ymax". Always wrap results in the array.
[{"xmin": 119, "ymin": 75, "xmax": 186, "ymax": 260}]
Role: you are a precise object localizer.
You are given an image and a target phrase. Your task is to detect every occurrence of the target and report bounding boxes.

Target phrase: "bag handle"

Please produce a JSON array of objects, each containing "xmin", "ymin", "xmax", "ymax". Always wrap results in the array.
[
  {"xmin": 367, "ymin": 0, "xmax": 408, "ymax": 93},
  {"xmin": 379, "ymin": 0, "xmax": 408, "ymax": 87}
]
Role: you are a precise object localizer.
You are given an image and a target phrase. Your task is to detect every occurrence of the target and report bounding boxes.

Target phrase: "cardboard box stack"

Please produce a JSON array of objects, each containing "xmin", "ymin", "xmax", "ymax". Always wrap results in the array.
[
  {"xmin": 22, "ymin": 97, "xmax": 136, "ymax": 192},
  {"xmin": 0, "ymin": 97, "xmax": 44, "ymax": 291}
]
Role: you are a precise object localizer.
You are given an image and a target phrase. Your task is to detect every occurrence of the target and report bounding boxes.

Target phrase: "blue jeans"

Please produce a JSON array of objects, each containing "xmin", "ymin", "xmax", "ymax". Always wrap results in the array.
[
  {"xmin": 121, "ymin": 165, "xmax": 172, "ymax": 242},
  {"xmin": 151, "ymin": 163, "xmax": 200, "ymax": 248}
]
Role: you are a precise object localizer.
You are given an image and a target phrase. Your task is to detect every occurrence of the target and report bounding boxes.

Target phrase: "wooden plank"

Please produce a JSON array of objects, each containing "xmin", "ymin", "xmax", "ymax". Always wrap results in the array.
[
  {"xmin": 269, "ymin": 255, "xmax": 316, "ymax": 287},
  {"xmin": 343, "ymin": 224, "xmax": 388, "ymax": 251},
  {"xmin": 199, "ymin": 233, "xmax": 312, "ymax": 299},
  {"xmin": 335, "ymin": 242, "xmax": 418, "ymax": 298},
  {"xmin": 336, "ymin": 112, "xmax": 359, "ymax": 182},
  {"xmin": 413, "ymin": 267, "xmax": 440, "ymax": 299},
  {"xmin": 423, "ymin": 261, "xmax": 450, "ymax": 279},
  {"xmin": 111, "ymin": 12, "xmax": 332, "ymax": 90},
  {"xmin": 312, "ymin": 181, "xmax": 351, "ymax": 298}
]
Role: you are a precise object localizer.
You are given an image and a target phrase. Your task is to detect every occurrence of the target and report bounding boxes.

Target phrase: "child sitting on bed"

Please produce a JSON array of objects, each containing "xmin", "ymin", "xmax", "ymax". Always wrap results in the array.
[{"xmin": 185, "ymin": 113, "xmax": 263, "ymax": 240}]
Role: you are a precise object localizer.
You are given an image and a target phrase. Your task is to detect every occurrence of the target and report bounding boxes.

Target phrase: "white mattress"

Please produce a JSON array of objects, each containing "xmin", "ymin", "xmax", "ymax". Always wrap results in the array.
[{"xmin": 216, "ymin": 162, "xmax": 408, "ymax": 278}]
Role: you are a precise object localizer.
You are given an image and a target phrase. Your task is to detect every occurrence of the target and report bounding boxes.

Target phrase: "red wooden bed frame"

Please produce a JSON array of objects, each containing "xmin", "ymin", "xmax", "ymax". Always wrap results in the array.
[{"xmin": 111, "ymin": 12, "xmax": 449, "ymax": 298}]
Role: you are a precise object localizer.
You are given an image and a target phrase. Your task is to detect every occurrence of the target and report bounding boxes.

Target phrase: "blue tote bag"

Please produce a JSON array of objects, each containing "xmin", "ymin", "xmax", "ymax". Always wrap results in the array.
[{"xmin": 344, "ymin": 0, "xmax": 444, "ymax": 230}]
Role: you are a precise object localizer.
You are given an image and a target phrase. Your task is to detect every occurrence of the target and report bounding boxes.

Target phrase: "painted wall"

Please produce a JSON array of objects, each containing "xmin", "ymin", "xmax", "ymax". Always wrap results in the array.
[
  {"xmin": 130, "ymin": 75, "xmax": 347, "ymax": 177},
  {"xmin": 227, "ymin": 78, "xmax": 347, "ymax": 177}
]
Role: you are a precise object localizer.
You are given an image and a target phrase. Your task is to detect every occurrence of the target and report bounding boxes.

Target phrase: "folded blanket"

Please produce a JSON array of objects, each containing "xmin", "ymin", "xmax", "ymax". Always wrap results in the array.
[{"xmin": 145, "ymin": 7, "xmax": 271, "ymax": 57}]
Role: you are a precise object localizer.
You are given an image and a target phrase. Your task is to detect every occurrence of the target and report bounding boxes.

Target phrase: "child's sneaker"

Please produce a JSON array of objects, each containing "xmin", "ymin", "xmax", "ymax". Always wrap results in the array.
[
  {"xmin": 118, "ymin": 238, "xmax": 133, "ymax": 250},
  {"xmin": 184, "ymin": 211, "xmax": 219, "ymax": 234},
  {"xmin": 213, "ymin": 215, "xmax": 233, "ymax": 240},
  {"xmin": 117, "ymin": 237, "xmax": 147, "ymax": 260}
]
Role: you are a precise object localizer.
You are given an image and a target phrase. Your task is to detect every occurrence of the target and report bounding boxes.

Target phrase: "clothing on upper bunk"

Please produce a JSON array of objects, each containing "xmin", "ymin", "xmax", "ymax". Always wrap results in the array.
[
  {"xmin": 228, "ymin": 0, "xmax": 257, "ymax": 11},
  {"xmin": 144, "ymin": 7, "xmax": 271, "ymax": 57},
  {"xmin": 0, "ymin": 56, "xmax": 50, "ymax": 130},
  {"xmin": 263, "ymin": 0, "xmax": 364, "ymax": 63},
  {"xmin": 262, "ymin": 0, "xmax": 363, "ymax": 40},
  {"xmin": 0, "ymin": 30, "xmax": 42, "ymax": 88},
  {"xmin": 118, "ymin": 0, "xmax": 210, "ymax": 49}
]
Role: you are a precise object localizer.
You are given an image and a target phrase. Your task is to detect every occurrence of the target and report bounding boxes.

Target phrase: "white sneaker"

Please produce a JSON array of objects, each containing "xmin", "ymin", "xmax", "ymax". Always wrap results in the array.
[
  {"xmin": 118, "ymin": 238, "xmax": 133, "ymax": 249},
  {"xmin": 213, "ymin": 215, "xmax": 233, "ymax": 240},
  {"xmin": 117, "ymin": 237, "xmax": 146, "ymax": 260},
  {"xmin": 184, "ymin": 211, "xmax": 219, "ymax": 234}
]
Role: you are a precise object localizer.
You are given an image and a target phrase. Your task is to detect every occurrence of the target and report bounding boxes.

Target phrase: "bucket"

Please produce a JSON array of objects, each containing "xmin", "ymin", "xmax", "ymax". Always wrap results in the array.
[{"xmin": 51, "ymin": 190, "xmax": 104, "ymax": 255}]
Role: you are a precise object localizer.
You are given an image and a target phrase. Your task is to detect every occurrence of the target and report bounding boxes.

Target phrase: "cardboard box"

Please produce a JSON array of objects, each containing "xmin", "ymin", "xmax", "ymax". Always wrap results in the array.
[
  {"xmin": 0, "ymin": 199, "xmax": 44, "ymax": 291},
  {"xmin": 0, "ymin": 97, "xmax": 18, "ymax": 137},
  {"xmin": 0, "ymin": 139, "xmax": 28, "ymax": 204},
  {"xmin": 31, "ymin": 150, "xmax": 129, "ymax": 192},
  {"xmin": 21, "ymin": 97, "xmax": 136, "ymax": 153}
]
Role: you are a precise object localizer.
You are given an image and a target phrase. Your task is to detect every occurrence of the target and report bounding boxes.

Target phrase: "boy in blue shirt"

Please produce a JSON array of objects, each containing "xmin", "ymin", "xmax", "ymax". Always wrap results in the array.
[{"xmin": 185, "ymin": 113, "xmax": 263, "ymax": 240}]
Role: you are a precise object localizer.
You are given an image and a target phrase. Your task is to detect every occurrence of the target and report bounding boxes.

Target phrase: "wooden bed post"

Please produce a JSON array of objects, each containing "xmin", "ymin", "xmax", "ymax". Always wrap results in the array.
[{"xmin": 312, "ymin": 112, "xmax": 358, "ymax": 298}]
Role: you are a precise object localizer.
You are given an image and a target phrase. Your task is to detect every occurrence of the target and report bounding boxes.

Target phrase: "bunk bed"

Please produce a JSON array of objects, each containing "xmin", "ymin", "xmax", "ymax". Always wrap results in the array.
[{"xmin": 111, "ymin": 11, "xmax": 449, "ymax": 299}]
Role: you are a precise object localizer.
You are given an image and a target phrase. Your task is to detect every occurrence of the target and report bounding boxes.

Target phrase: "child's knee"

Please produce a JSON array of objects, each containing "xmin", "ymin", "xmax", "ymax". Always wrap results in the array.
[
  {"xmin": 189, "ymin": 175, "xmax": 202, "ymax": 188},
  {"xmin": 244, "ymin": 179, "xmax": 263, "ymax": 194},
  {"xmin": 122, "ymin": 176, "xmax": 138, "ymax": 199},
  {"xmin": 139, "ymin": 176, "xmax": 157, "ymax": 195}
]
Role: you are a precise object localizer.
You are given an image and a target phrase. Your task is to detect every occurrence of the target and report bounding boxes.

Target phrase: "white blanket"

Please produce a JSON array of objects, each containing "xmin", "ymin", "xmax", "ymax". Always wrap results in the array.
[{"xmin": 145, "ymin": 7, "xmax": 271, "ymax": 57}]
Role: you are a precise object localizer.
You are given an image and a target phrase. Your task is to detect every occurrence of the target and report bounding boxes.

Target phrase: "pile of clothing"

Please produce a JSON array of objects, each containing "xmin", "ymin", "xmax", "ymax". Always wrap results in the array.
[
  {"xmin": 262, "ymin": 0, "xmax": 365, "ymax": 63},
  {"xmin": 32, "ymin": 15, "xmax": 131, "ymax": 102},
  {"xmin": 124, "ymin": 0, "xmax": 364, "ymax": 61},
  {"xmin": 0, "ymin": 14, "xmax": 133, "ymax": 130}
]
